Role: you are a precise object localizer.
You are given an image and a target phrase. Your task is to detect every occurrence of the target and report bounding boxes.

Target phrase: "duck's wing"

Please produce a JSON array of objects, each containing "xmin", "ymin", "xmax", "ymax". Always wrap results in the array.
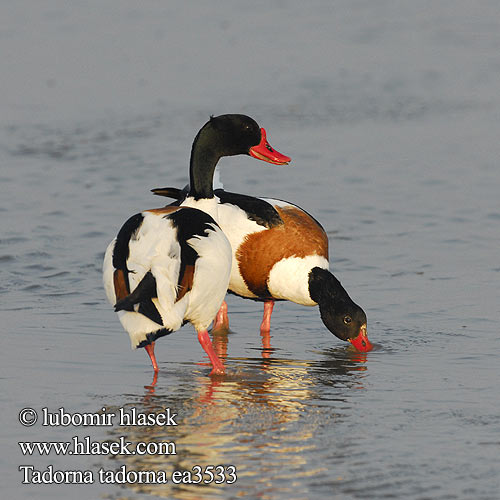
[
  {"xmin": 151, "ymin": 185, "xmax": 188, "ymax": 205},
  {"xmin": 103, "ymin": 208, "xmax": 190, "ymax": 344},
  {"xmin": 152, "ymin": 186, "xmax": 284, "ymax": 229}
]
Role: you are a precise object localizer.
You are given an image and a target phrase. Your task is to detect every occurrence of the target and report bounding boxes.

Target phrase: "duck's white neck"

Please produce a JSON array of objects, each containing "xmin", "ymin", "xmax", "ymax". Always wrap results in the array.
[
  {"xmin": 213, "ymin": 167, "xmax": 224, "ymax": 190},
  {"xmin": 181, "ymin": 196, "xmax": 219, "ymax": 222}
]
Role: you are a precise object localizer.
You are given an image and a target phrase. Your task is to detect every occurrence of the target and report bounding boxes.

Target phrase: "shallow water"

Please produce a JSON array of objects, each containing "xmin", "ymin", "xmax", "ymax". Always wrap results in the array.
[{"xmin": 2, "ymin": 1, "xmax": 500, "ymax": 499}]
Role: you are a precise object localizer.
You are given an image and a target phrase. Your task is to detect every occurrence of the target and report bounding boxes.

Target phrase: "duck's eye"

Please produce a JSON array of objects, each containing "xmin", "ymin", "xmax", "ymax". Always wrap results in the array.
[{"xmin": 343, "ymin": 315, "xmax": 352, "ymax": 325}]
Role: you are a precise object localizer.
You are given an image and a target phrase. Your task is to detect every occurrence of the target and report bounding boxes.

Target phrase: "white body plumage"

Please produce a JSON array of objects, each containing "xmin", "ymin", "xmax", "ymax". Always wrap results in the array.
[
  {"xmin": 103, "ymin": 206, "xmax": 232, "ymax": 349},
  {"xmin": 214, "ymin": 196, "xmax": 329, "ymax": 305}
]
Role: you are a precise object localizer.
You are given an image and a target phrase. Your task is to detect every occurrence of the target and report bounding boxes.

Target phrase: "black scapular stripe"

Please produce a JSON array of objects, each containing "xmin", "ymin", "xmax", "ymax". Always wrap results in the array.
[
  {"xmin": 114, "ymin": 207, "xmax": 217, "ymax": 326},
  {"xmin": 167, "ymin": 207, "xmax": 217, "ymax": 286},
  {"xmin": 215, "ymin": 189, "xmax": 282, "ymax": 228},
  {"xmin": 152, "ymin": 186, "xmax": 283, "ymax": 229},
  {"xmin": 167, "ymin": 206, "xmax": 217, "ymax": 246},
  {"xmin": 112, "ymin": 212, "xmax": 144, "ymax": 279},
  {"xmin": 112, "ymin": 213, "xmax": 165, "ymax": 325}
]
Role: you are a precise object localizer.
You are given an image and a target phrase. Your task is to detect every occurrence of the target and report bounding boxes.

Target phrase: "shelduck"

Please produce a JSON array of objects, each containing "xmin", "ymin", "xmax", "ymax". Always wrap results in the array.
[
  {"xmin": 152, "ymin": 157, "xmax": 372, "ymax": 353},
  {"xmin": 103, "ymin": 114, "xmax": 291, "ymax": 374}
]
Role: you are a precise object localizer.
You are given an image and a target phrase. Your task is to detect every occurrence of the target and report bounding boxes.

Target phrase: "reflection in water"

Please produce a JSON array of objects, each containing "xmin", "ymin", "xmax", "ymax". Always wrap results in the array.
[{"xmin": 101, "ymin": 331, "xmax": 370, "ymax": 499}]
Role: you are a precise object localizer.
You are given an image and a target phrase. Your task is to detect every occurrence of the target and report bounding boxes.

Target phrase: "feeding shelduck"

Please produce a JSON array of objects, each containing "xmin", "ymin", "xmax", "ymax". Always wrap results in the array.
[
  {"xmin": 152, "ymin": 151, "xmax": 372, "ymax": 353},
  {"xmin": 103, "ymin": 114, "xmax": 291, "ymax": 375}
]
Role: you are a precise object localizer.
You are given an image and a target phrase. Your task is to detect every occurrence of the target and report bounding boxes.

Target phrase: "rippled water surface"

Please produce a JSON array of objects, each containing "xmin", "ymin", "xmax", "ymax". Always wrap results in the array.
[{"xmin": 2, "ymin": 2, "xmax": 500, "ymax": 499}]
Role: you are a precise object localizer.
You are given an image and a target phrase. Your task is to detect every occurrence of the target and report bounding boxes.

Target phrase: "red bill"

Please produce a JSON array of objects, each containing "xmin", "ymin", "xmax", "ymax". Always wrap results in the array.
[
  {"xmin": 249, "ymin": 128, "xmax": 291, "ymax": 165},
  {"xmin": 348, "ymin": 324, "xmax": 373, "ymax": 352}
]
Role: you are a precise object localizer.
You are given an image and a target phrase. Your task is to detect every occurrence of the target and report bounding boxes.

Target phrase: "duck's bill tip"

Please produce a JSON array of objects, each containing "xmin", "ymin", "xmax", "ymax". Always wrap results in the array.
[
  {"xmin": 249, "ymin": 128, "xmax": 291, "ymax": 165},
  {"xmin": 348, "ymin": 325, "xmax": 373, "ymax": 352}
]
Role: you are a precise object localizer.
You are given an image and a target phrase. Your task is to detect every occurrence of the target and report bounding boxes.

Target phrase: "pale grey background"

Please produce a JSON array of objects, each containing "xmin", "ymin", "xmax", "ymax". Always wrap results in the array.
[{"xmin": 2, "ymin": 2, "xmax": 499, "ymax": 499}]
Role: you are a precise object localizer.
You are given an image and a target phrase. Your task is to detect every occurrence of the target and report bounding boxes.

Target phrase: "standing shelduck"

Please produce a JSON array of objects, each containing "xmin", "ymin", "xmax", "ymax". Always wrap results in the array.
[
  {"xmin": 103, "ymin": 114, "xmax": 291, "ymax": 374},
  {"xmin": 152, "ymin": 166, "xmax": 372, "ymax": 352}
]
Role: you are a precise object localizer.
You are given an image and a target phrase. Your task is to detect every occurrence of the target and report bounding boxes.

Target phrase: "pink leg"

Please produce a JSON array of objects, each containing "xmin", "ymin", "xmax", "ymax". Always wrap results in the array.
[
  {"xmin": 144, "ymin": 371, "xmax": 158, "ymax": 397},
  {"xmin": 260, "ymin": 300, "xmax": 275, "ymax": 333},
  {"xmin": 260, "ymin": 329, "xmax": 271, "ymax": 358},
  {"xmin": 197, "ymin": 329, "xmax": 226, "ymax": 375},
  {"xmin": 212, "ymin": 330, "xmax": 229, "ymax": 359},
  {"xmin": 144, "ymin": 342, "xmax": 159, "ymax": 372},
  {"xmin": 212, "ymin": 300, "xmax": 229, "ymax": 331}
]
